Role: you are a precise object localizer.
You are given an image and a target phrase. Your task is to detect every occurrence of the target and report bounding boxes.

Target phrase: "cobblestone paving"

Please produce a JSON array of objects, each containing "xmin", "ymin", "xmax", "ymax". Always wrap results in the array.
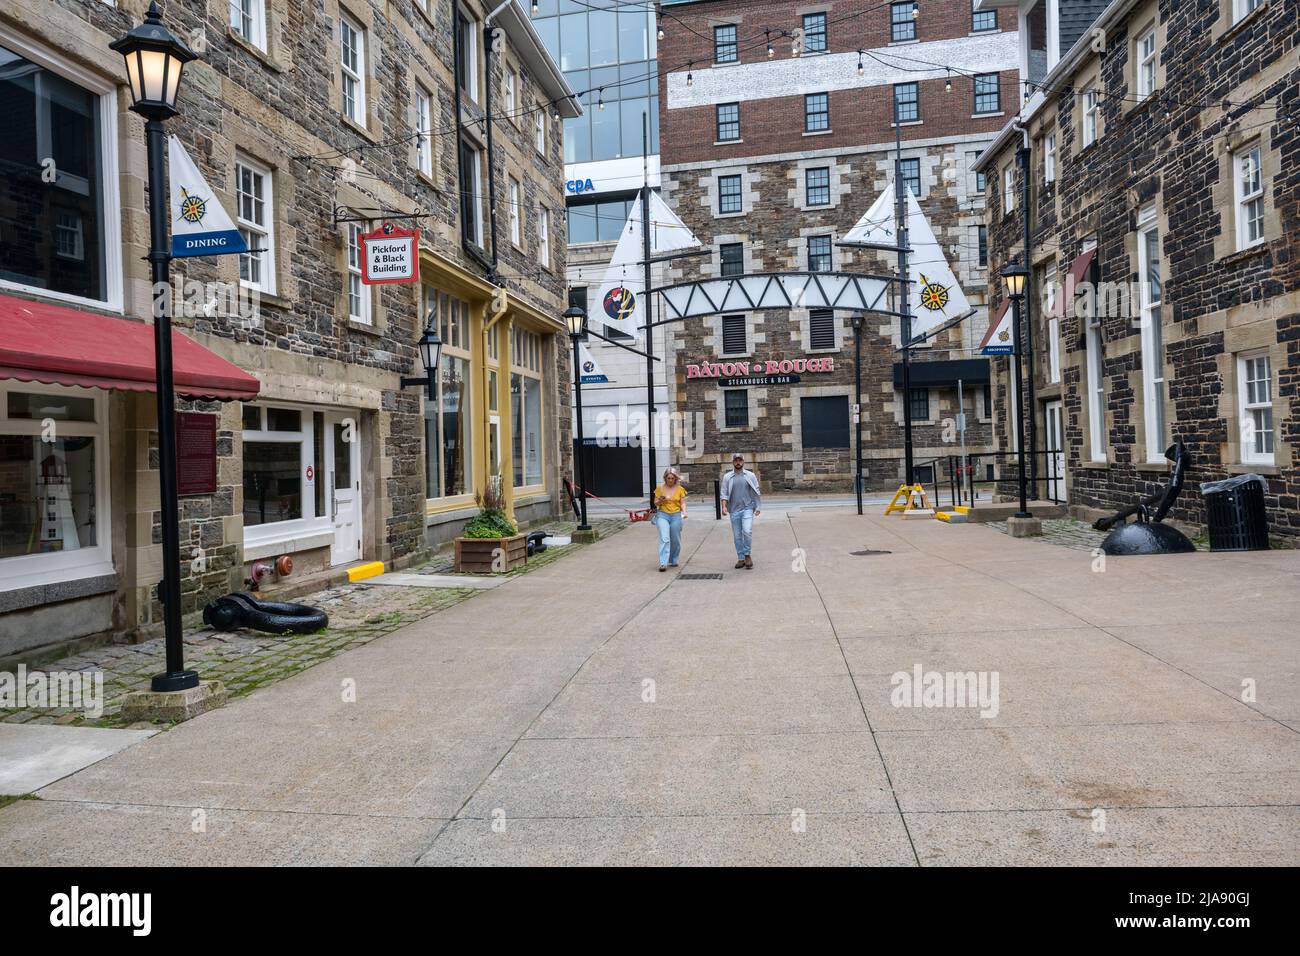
[
  {"xmin": 986, "ymin": 516, "xmax": 1209, "ymax": 552},
  {"xmin": 1, "ymin": 517, "xmax": 628, "ymax": 729}
]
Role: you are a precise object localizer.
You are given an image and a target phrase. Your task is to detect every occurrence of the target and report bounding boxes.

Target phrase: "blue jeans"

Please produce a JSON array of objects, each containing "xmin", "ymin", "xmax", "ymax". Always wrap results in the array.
[
  {"xmin": 729, "ymin": 508, "xmax": 754, "ymax": 559},
  {"xmin": 656, "ymin": 512, "xmax": 683, "ymax": 566}
]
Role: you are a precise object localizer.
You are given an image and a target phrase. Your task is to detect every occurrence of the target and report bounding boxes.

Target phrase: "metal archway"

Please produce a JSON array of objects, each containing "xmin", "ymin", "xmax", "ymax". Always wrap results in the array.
[{"xmin": 652, "ymin": 271, "xmax": 904, "ymax": 322}]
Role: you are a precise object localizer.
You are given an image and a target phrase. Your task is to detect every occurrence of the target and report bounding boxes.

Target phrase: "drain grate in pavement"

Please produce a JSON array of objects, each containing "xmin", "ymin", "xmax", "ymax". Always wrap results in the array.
[
  {"xmin": 676, "ymin": 573, "xmax": 724, "ymax": 580},
  {"xmin": 850, "ymin": 549, "xmax": 892, "ymax": 556}
]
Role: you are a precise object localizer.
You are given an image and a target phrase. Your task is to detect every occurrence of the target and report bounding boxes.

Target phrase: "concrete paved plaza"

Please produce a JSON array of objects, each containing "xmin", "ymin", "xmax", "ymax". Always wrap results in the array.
[{"xmin": 1, "ymin": 503, "xmax": 1297, "ymax": 865}]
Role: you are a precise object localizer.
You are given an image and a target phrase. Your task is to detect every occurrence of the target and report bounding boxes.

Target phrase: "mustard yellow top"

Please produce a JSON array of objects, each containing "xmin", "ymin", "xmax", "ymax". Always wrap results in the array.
[{"xmin": 654, "ymin": 483, "xmax": 687, "ymax": 514}]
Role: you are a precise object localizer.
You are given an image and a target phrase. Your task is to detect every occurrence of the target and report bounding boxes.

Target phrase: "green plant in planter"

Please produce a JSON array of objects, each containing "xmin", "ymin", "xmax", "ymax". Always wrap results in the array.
[{"xmin": 463, "ymin": 475, "xmax": 518, "ymax": 538}]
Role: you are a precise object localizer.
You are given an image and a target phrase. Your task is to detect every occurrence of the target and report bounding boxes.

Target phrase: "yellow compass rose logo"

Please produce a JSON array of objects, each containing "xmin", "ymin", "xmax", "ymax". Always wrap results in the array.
[
  {"xmin": 178, "ymin": 187, "xmax": 207, "ymax": 224},
  {"xmin": 918, "ymin": 272, "xmax": 950, "ymax": 312}
]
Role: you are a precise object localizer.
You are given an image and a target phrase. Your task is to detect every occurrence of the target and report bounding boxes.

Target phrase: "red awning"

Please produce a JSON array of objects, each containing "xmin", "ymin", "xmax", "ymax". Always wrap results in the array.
[
  {"xmin": 0, "ymin": 294, "xmax": 260, "ymax": 401},
  {"xmin": 1066, "ymin": 248, "xmax": 1098, "ymax": 291},
  {"xmin": 978, "ymin": 299, "xmax": 1011, "ymax": 351}
]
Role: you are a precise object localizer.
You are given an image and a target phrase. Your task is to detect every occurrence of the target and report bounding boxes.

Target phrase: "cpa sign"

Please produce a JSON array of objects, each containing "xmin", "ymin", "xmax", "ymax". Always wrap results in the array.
[{"xmin": 565, "ymin": 178, "xmax": 595, "ymax": 194}]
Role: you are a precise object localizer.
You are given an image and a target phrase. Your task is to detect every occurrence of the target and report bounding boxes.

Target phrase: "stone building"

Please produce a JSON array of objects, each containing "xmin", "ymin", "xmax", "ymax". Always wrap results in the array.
[
  {"xmin": 0, "ymin": 0, "xmax": 578, "ymax": 661},
  {"xmin": 974, "ymin": 0, "xmax": 1298, "ymax": 540},
  {"xmin": 655, "ymin": 0, "xmax": 1019, "ymax": 493}
]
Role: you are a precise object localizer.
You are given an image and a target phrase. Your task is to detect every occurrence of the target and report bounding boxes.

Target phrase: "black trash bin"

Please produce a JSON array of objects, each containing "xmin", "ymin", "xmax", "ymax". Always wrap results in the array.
[{"xmin": 1200, "ymin": 474, "xmax": 1269, "ymax": 551}]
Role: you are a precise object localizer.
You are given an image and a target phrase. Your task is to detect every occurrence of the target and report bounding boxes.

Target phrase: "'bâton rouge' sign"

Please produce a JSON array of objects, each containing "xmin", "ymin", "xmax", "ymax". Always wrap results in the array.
[{"xmin": 686, "ymin": 356, "xmax": 835, "ymax": 379}]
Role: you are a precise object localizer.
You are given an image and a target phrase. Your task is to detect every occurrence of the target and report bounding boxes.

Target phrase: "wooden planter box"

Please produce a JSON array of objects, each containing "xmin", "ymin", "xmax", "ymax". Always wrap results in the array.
[{"xmin": 454, "ymin": 533, "xmax": 527, "ymax": 574}]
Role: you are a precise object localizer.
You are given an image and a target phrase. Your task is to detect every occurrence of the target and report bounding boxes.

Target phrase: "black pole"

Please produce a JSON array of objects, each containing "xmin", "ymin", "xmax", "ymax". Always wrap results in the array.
[
  {"xmin": 1011, "ymin": 295, "xmax": 1030, "ymax": 519},
  {"xmin": 641, "ymin": 113, "xmax": 656, "ymax": 507},
  {"xmin": 854, "ymin": 320, "xmax": 863, "ymax": 515},
  {"xmin": 482, "ymin": 25, "xmax": 500, "ymax": 279},
  {"xmin": 571, "ymin": 335, "xmax": 590, "ymax": 531},
  {"xmin": 146, "ymin": 117, "xmax": 198, "ymax": 693},
  {"xmin": 896, "ymin": 120, "xmax": 914, "ymax": 485},
  {"xmin": 1019, "ymin": 144, "xmax": 1037, "ymax": 495}
]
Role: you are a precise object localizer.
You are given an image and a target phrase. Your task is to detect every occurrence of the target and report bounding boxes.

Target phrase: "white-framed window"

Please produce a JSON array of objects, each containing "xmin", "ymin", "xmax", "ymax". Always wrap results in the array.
[
  {"xmin": 1044, "ymin": 263, "xmax": 1060, "ymax": 384},
  {"xmin": 1136, "ymin": 26, "xmax": 1157, "ymax": 100},
  {"xmin": 0, "ymin": 30, "xmax": 123, "ymax": 311},
  {"xmin": 1234, "ymin": 143, "xmax": 1265, "ymax": 250},
  {"xmin": 511, "ymin": 327, "xmax": 545, "ymax": 489},
  {"xmin": 534, "ymin": 109, "xmax": 546, "ymax": 154},
  {"xmin": 424, "ymin": 287, "xmax": 473, "ymax": 499},
  {"xmin": 1044, "ymin": 132, "xmax": 1057, "ymax": 184},
  {"xmin": 1082, "ymin": 237, "xmax": 1106, "ymax": 461},
  {"xmin": 340, "ymin": 11, "xmax": 366, "ymax": 125},
  {"xmin": 1237, "ymin": 351, "xmax": 1274, "ymax": 464},
  {"xmin": 1137, "ymin": 207, "xmax": 1165, "ymax": 460},
  {"xmin": 456, "ymin": 9, "xmax": 479, "ymax": 101},
  {"xmin": 1233, "ymin": 0, "xmax": 1264, "ymax": 24},
  {"xmin": 236, "ymin": 155, "xmax": 275, "ymax": 295},
  {"xmin": 537, "ymin": 207, "xmax": 550, "ymax": 269},
  {"xmin": 242, "ymin": 404, "xmax": 330, "ymax": 545},
  {"xmin": 414, "ymin": 85, "xmax": 433, "ymax": 177},
  {"xmin": 509, "ymin": 177, "xmax": 522, "ymax": 246},
  {"xmin": 505, "ymin": 68, "xmax": 518, "ymax": 121},
  {"xmin": 1082, "ymin": 87, "xmax": 1099, "ymax": 147},
  {"xmin": 345, "ymin": 218, "xmax": 371, "ymax": 325},
  {"xmin": 1003, "ymin": 164, "xmax": 1015, "ymax": 214},
  {"xmin": 230, "ymin": 0, "xmax": 267, "ymax": 51},
  {"xmin": 0, "ymin": 383, "xmax": 113, "ymax": 591}
]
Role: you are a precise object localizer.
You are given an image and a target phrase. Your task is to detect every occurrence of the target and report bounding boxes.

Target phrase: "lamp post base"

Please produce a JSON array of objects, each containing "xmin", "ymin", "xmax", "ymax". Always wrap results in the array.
[
  {"xmin": 123, "ymin": 679, "xmax": 226, "ymax": 723},
  {"xmin": 1007, "ymin": 515, "xmax": 1043, "ymax": 538},
  {"xmin": 150, "ymin": 669, "xmax": 200, "ymax": 693}
]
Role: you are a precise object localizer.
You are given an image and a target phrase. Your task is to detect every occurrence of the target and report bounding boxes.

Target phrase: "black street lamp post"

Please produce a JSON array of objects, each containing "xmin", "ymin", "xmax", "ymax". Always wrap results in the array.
[
  {"xmin": 851, "ymin": 311, "xmax": 864, "ymax": 516},
  {"xmin": 564, "ymin": 305, "xmax": 591, "ymax": 532},
  {"xmin": 401, "ymin": 316, "xmax": 444, "ymax": 402},
  {"xmin": 1000, "ymin": 262, "xmax": 1032, "ymax": 519},
  {"xmin": 111, "ymin": 2, "xmax": 198, "ymax": 692}
]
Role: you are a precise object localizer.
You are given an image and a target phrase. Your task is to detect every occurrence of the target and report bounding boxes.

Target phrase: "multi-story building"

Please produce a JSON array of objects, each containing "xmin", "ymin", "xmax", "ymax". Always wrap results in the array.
[
  {"xmin": 974, "ymin": 0, "xmax": 1298, "ymax": 540},
  {"xmin": 0, "ymin": 0, "xmax": 578, "ymax": 661},
  {"xmin": 529, "ymin": 2, "xmax": 669, "ymax": 498},
  {"xmin": 656, "ymin": 0, "xmax": 1019, "ymax": 492}
]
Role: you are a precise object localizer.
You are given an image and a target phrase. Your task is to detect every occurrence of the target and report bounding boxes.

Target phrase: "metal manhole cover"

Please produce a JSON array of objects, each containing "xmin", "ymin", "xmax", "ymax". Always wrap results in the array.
[
  {"xmin": 850, "ymin": 549, "xmax": 892, "ymax": 556},
  {"xmin": 677, "ymin": 573, "xmax": 724, "ymax": 580}
]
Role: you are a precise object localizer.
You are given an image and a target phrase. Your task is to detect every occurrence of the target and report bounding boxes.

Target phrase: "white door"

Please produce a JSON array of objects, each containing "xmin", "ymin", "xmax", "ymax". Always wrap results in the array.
[
  {"xmin": 327, "ymin": 412, "xmax": 361, "ymax": 565},
  {"xmin": 1045, "ymin": 400, "xmax": 1066, "ymax": 503}
]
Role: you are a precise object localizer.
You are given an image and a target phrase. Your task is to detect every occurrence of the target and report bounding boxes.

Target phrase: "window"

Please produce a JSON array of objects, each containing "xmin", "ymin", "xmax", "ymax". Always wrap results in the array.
[
  {"xmin": 0, "ymin": 40, "xmax": 117, "ymax": 308},
  {"xmin": 511, "ymin": 327, "xmax": 545, "ymax": 487},
  {"xmin": 1233, "ymin": 0, "xmax": 1263, "ymax": 24},
  {"xmin": 721, "ymin": 314, "xmax": 747, "ymax": 355},
  {"xmin": 424, "ymin": 288, "xmax": 473, "ymax": 499},
  {"xmin": 567, "ymin": 196, "xmax": 634, "ymax": 245},
  {"xmin": 975, "ymin": 224, "xmax": 988, "ymax": 266},
  {"xmin": 1082, "ymin": 87, "xmax": 1099, "ymax": 147},
  {"xmin": 1044, "ymin": 132, "xmax": 1057, "ymax": 184},
  {"xmin": 716, "ymin": 102, "xmax": 740, "ymax": 142},
  {"xmin": 719, "ymin": 242, "xmax": 744, "ymax": 277},
  {"xmin": 1234, "ymin": 143, "xmax": 1265, "ymax": 250},
  {"xmin": 809, "ymin": 309, "xmax": 835, "ymax": 350},
  {"xmin": 802, "ymin": 396, "xmax": 849, "ymax": 448},
  {"xmin": 1137, "ymin": 207, "xmax": 1165, "ymax": 460},
  {"xmin": 893, "ymin": 82, "xmax": 918, "ymax": 123},
  {"xmin": 968, "ymin": 151, "xmax": 986, "ymax": 192},
  {"xmin": 1136, "ymin": 26, "xmax": 1157, "ymax": 100},
  {"xmin": 724, "ymin": 389, "xmax": 749, "ymax": 428},
  {"xmin": 972, "ymin": 0, "xmax": 997, "ymax": 32},
  {"xmin": 718, "ymin": 174, "xmax": 742, "ymax": 214},
  {"xmin": 890, "ymin": 3, "xmax": 917, "ymax": 42},
  {"xmin": 242, "ymin": 405, "xmax": 328, "ymax": 537},
  {"xmin": 236, "ymin": 156, "xmax": 275, "ymax": 294},
  {"xmin": 909, "ymin": 388, "xmax": 930, "ymax": 421},
  {"xmin": 0, "ymin": 384, "xmax": 111, "ymax": 589},
  {"xmin": 538, "ymin": 207, "xmax": 551, "ymax": 268},
  {"xmin": 345, "ymin": 219, "xmax": 370, "ymax": 325},
  {"xmin": 1043, "ymin": 263, "xmax": 1060, "ymax": 384},
  {"xmin": 714, "ymin": 24, "xmax": 737, "ymax": 63},
  {"xmin": 899, "ymin": 158, "xmax": 920, "ymax": 197},
  {"xmin": 805, "ymin": 92, "xmax": 830, "ymax": 132},
  {"xmin": 415, "ymin": 86, "xmax": 433, "ymax": 176},
  {"xmin": 1238, "ymin": 352, "xmax": 1274, "ymax": 464},
  {"xmin": 973, "ymin": 73, "xmax": 1000, "ymax": 114},
  {"xmin": 806, "ymin": 167, "xmax": 831, "ymax": 206},
  {"xmin": 456, "ymin": 9, "xmax": 478, "ymax": 101},
  {"xmin": 1082, "ymin": 239, "xmax": 1106, "ymax": 461},
  {"xmin": 534, "ymin": 109, "xmax": 546, "ymax": 154},
  {"xmin": 340, "ymin": 11, "xmax": 366, "ymax": 125},
  {"xmin": 505, "ymin": 69, "xmax": 517, "ymax": 121},
  {"xmin": 1002, "ymin": 164, "xmax": 1015, "ymax": 214},
  {"xmin": 509, "ymin": 178, "xmax": 522, "ymax": 246},
  {"xmin": 803, "ymin": 13, "xmax": 828, "ymax": 53},
  {"xmin": 808, "ymin": 235, "xmax": 832, "ymax": 272},
  {"xmin": 459, "ymin": 139, "xmax": 484, "ymax": 246},
  {"xmin": 230, "ymin": 0, "xmax": 267, "ymax": 50}
]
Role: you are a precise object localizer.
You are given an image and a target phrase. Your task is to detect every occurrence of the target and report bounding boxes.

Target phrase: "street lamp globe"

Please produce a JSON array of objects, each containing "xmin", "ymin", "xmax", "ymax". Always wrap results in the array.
[
  {"xmin": 416, "ymin": 319, "xmax": 443, "ymax": 397},
  {"xmin": 1000, "ymin": 262, "xmax": 1030, "ymax": 300},
  {"xmin": 850, "ymin": 310, "xmax": 864, "ymax": 332},
  {"xmin": 110, "ymin": 1, "xmax": 196, "ymax": 119},
  {"xmin": 563, "ymin": 304, "xmax": 587, "ymax": 338}
]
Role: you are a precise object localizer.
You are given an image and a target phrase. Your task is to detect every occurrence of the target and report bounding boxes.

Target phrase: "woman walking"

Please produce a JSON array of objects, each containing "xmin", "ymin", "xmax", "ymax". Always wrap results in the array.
[{"xmin": 653, "ymin": 468, "xmax": 687, "ymax": 571}]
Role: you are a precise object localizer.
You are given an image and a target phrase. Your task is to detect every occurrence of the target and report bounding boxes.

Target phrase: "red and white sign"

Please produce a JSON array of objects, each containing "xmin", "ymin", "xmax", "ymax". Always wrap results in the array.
[
  {"xmin": 361, "ymin": 223, "xmax": 420, "ymax": 284},
  {"xmin": 686, "ymin": 355, "xmax": 835, "ymax": 379}
]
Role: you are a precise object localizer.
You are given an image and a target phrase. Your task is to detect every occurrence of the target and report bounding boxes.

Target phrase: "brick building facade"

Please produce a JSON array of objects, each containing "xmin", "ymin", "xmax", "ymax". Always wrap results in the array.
[
  {"xmin": 657, "ymin": 0, "xmax": 1019, "ymax": 493},
  {"xmin": 975, "ymin": 0, "xmax": 1298, "ymax": 541},
  {"xmin": 0, "ymin": 0, "xmax": 578, "ymax": 661}
]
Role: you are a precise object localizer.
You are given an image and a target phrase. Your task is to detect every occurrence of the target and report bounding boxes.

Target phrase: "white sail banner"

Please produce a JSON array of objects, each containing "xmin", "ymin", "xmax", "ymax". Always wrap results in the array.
[
  {"xmin": 168, "ymin": 135, "xmax": 247, "ymax": 258},
  {"xmin": 577, "ymin": 341, "xmax": 610, "ymax": 384}
]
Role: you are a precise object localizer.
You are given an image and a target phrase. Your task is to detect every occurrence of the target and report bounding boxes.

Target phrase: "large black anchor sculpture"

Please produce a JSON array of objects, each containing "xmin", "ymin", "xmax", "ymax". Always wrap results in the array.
[
  {"xmin": 202, "ymin": 592, "xmax": 329, "ymax": 634},
  {"xmin": 1093, "ymin": 439, "xmax": 1196, "ymax": 555}
]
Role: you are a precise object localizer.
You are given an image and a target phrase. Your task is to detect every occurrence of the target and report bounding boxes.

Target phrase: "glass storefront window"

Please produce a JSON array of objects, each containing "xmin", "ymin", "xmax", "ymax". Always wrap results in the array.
[
  {"xmin": 243, "ymin": 440, "xmax": 302, "ymax": 526},
  {"xmin": 425, "ymin": 353, "xmax": 471, "ymax": 499},
  {"xmin": 511, "ymin": 329, "xmax": 545, "ymax": 489}
]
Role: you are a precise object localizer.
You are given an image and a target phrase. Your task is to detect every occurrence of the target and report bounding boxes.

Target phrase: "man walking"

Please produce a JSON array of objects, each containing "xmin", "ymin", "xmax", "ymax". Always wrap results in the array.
[{"xmin": 720, "ymin": 453, "xmax": 761, "ymax": 569}]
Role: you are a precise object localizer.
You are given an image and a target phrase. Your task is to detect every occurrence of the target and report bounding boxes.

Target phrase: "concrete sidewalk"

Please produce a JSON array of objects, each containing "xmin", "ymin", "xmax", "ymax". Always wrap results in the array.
[{"xmin": 1, "ymin": 506, "xmax": 1296, "ymax": 865}]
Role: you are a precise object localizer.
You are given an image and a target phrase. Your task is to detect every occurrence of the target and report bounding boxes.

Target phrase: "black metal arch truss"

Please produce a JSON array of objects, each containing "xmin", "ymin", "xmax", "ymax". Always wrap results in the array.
[{"xmin": 651, "ymin": 271, "xmax": 906, "ymax": 322}]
